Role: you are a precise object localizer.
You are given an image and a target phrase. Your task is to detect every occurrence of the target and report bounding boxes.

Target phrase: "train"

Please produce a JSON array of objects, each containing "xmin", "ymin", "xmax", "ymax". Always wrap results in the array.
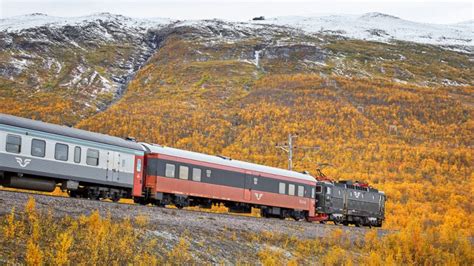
[{"xmin": 0, "ymin": 113, "xmax": 385, "ymax": 227}]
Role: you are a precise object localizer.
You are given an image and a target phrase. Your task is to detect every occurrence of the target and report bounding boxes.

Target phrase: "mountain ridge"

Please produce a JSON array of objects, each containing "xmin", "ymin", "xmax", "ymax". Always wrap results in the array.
[
  {"xmin": 256, "ymin": 14, "xmax": 473, "ymax": 48},
  {"xmin": 0, "ymin": 12, "xmax": 472, "ymax": 126},
  {"xmin": 1, "ymin": 12, "xmax": 472, "ymax": 48}
]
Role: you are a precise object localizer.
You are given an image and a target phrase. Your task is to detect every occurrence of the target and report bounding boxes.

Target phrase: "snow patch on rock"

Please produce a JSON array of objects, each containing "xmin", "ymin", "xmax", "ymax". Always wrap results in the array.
[
  {"xmin": 0, "ymin": 13, "xmax": 173, "ymax": 33},
  {"xmin": 10, "ymin": 57, "xmax": 32, "ymax": 73},
  {"xmin": 2, "ymin": 12, "xmax": 471, "ymax": 48},
  {"xmin": 252, "ymin": 12, "xmax": 473, "ymax": 47}
]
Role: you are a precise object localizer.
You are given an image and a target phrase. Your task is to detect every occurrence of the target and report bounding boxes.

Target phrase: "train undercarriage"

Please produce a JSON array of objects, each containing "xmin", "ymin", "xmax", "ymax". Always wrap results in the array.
[
  {"xmin": 134, "ymin": 191, "xmax": 309, "ymax": 221},
  {"xmin": 0, "ymin": 171, "xmax": 131, "ymax": 202},
  {"xmin": 328, "ymin": 213, "xmax": 383, "ymax": 227},
  {"xmin": 1, "ymin": 171, "xmax": 382, "ymax": 227}
]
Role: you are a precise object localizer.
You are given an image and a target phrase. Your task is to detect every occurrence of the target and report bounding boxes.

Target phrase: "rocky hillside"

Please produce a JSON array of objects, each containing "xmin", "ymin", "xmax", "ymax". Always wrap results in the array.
[
  {"xmin": 0, "ymin": 13, "xmax": 472, "ymax": 124},
  {"xmin": 0, "ymin": 13, "xmax": 172, "ymax": 124}
]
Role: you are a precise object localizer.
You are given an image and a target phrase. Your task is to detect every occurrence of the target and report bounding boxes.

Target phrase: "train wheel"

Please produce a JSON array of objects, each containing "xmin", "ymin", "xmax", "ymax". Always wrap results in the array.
[
  {"xmin": 68, "ymin": 190, "xmax": 80, "ymax": 198},
  {"xmin": 111, "ymin": 194, "xmax": 120, "ymax": 202},
  {"xmin": 88, "ymin": 191, "xmax": 100, "ymax": 201},
  {"xmin": 133, "ymin": 197, "xmax": 145, "ymax": 205}
]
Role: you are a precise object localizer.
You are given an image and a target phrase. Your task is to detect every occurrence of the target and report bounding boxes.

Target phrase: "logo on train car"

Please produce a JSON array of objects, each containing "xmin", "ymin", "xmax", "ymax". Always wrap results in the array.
[
  {"xmin": 15, "ymin": 157, "xmax": 31, "ymax": 168},
  {"xmin": 254, "ymin": 193, "xmax": 263, "ymax": 200}
]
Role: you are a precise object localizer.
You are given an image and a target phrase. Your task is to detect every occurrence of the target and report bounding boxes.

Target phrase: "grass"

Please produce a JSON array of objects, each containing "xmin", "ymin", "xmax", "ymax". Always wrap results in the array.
[
  {"xmin": 0, "ymin": 197, "xmax": 184, "ymax": 265},
  {"xmin": 1, "ymin": 197, "xmax": 472, "ymax": 265}
]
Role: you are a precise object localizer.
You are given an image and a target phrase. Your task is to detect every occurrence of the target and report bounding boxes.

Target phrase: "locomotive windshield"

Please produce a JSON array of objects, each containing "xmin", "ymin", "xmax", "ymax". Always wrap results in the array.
[{"xmin": 315, "ymin": 185, "xmax": 322, "ymax": 193}]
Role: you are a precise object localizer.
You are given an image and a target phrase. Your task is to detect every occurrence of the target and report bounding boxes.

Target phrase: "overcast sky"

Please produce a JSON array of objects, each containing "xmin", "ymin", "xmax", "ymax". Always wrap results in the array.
[{"xmin": 1, "ymin": 0, "xmax": 472, "ymax": 24}]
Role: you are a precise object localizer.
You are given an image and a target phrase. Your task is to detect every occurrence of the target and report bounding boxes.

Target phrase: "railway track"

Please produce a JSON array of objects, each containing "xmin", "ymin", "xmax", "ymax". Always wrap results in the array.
[{"xmin": 0, "ymin": 189, "xmax": 385, "ymax": 240}]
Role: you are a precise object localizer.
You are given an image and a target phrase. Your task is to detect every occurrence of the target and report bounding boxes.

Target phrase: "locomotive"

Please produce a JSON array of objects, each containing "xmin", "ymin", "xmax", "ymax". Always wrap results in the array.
[
  {"xmin": 0, "ymin": 113, "xmax": 385, "ymax": 227},
  {"xmin": 315, "ymin": 180, "xmax": 385, "ymax": 227}
]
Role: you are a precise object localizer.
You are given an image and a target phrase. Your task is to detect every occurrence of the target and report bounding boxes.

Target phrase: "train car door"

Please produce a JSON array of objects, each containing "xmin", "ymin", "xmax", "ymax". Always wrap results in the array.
[
  {"xmin": 113, "ymin": 152, "xmax": 121, "ymax": 182},
  {"xmin": 244, "ymin": 173, "xmax": 252, "ymax": 201},
  {"xmin": 106, "ymin": 151, "xmax": 112, "ymax": 181},
  {"xmin": 343, "ymin": 189, "xmax": 349, "ymax": 216},
  {"xmin": 309, "ymin": 186, "xmax": 316, "ymax": 216},
  {"xmin": 106, "ymin": 152, "xmax": 120, "ymax": 183},
  {"xmin": 379, "ymin": 194, "xmax": 385, "ymax": 214}
]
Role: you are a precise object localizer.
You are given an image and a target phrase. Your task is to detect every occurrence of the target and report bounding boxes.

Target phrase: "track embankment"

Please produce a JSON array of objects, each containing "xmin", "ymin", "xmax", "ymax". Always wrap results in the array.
[
  {"xmin": 0, "ymin": 190, "xmax": 377, "ymax": 238},
  {"xmin": 0, "ymin": 189, "xmax": 387, "ymax": 264}
]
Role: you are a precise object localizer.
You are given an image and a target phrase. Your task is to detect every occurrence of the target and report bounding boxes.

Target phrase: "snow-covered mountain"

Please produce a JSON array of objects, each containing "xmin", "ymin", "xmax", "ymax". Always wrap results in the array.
[
  {"xmin": 254, "ymin": 13, "xmax": 473, "ymax": 47},
  {"xmin": 0, "ymin": 12, "xmax": 173, "ymax": 32},
  {"xmin": 1, "ymin": 12, "xmax": 472, "ymax": 48},
  {"xmin": 0, "ymin": 12, "xmax": 472, "ymax": 124}
]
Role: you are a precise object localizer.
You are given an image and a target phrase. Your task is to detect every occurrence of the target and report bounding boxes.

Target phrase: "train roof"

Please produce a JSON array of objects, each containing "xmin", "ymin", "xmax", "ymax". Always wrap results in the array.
[
  {"xmin": 0, "ymin": 113, "xmax": 144, "ymax": 151},
  {"xmin": 141, "ymin": 143, "xmax": 317, "ymax": 183},
  {"xmin": 317, "ymin": 180, "xmax": 382, "ymax": 193}
]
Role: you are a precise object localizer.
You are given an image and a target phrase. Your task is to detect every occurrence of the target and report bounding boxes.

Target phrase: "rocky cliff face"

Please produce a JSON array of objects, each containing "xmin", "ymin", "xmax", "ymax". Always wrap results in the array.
[
  {"xmin": 0, "ymin": 13, "xmax": 472, "ymax": 124},
  {"xmin": 0, "ymin": 13, "xmax": 173, "ymax": 124}
]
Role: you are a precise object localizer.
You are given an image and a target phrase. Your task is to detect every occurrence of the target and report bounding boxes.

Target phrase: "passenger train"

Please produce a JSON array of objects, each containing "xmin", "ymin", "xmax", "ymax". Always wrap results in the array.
[{"xmin": 0, "ymin": 113, "xmax": 385, "ymax": 227}]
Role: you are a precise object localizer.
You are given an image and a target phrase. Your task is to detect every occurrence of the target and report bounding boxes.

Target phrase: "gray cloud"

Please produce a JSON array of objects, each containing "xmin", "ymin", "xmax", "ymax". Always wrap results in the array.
[{"xmin": 1, "ymin": 0, "xmax": 472, "ymax": 24}]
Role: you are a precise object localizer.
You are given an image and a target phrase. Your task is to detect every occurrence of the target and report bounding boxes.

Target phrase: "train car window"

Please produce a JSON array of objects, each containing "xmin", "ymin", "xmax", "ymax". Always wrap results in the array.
[
  {"xmin": 206, "ymin": 169, "xmax": 212, "ymax": 178},
  {"xmin": 279, "ymin": 182, "xmax": 286, "ymax": 194},
  {"xmin": 288, "ymin": 184, "xmax": 295, "ymax": 196},
  {"xmin": 6, "ymin": 134, "xmax": 21, "ymax": 153},
  {"xmin": 165, "ymin": 164, "xmax": 175, "ymax": 178},
  {"xmin": 55, "ymin": 143, "xmax": 69, "ymax": 161},
  {"xmin": 74, "ymin": 147, "xmax": 81, "ymax": 163},
  {"xmin": 311, "ymin": 188, "xmax": 315, "ymax": 198},
  {"xmin": 192, "ymin": 168, "xmax": 201, "ymax": 182},
  {"xmin": 253, "ymin": 177, "xmax": 258, "ymax": 185},
  {"xmin": 179, "ymin": 166, "xmax": 189, "ymax": 180},
  {"xmin": 31, "ymin": 139, "xmax": 46, "ymax": 157},
  {"xmin": 86, "ymin": 149, "xmax": 100, "ymax": 166},
  {"xmin": 136, "ymin": 159, "xmax": 142, "ymax": 172},
  {"xmin": 297, "ymin": 186, "xmax": 304, "ymax": 197},
  {"xmin": 315, "ymin": 185, "xmax": 322, "ymax": 193}
]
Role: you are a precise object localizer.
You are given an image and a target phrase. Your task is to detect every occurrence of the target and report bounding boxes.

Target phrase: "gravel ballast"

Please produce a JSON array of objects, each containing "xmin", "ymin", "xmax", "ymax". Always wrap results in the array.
[{"xmin": 0, "ymin": 189, "xmax": 385, "ymax": 263}]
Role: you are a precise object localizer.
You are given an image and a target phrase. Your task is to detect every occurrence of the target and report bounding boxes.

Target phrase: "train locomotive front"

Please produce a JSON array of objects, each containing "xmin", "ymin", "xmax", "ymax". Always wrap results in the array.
[{"xmin": 315, "ymin": 180, "xmax": 385, "ymax": 227}]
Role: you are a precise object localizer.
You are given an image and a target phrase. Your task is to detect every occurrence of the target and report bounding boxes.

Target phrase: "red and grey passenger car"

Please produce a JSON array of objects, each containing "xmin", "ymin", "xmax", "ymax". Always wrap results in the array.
[{"xmin": 136, "ymin": 143, "xmax": 317, "ymax": 220}]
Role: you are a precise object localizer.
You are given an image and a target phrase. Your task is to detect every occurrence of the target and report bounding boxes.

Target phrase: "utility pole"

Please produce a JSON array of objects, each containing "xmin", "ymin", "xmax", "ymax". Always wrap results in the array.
[{"xmin": 276, "ymin": 134, "xmax": 320, "ymax": 171}]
